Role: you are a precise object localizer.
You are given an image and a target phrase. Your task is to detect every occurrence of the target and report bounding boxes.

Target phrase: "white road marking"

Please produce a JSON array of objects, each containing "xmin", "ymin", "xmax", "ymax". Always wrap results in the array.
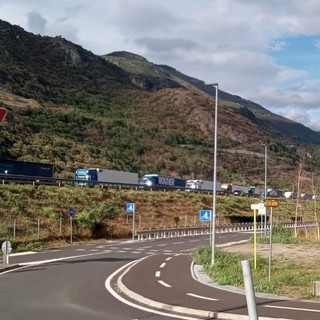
[
  {"xmin": 165, "ymin": 257, "xmax": 172, "ymax": 261},
  {"xmin": 10, "ymin": 251, "xmax": 37, "ymax": 256},
  {"xmin": 117, "ymin": 251, "xmax": 126, "ymax": 253},
  {"xmin": 173, "ymin": 242, "xmax": 184, "ymax": 244},
  {"xmin": 160, "ymin": 263, "xmax": 166, "ymax": 268},
  {"xmin": 264, "ymin": 305, "xmax": 320, "ymax": 313},
  {"xmin": 157, "ymin": 244, "xmax": 167, "ymax": 247},
  {"xmin": 76, "ymin": 248, "xmax": 86, "ymax": 251},
  {"xmin": 140, "ymin": 246, "xmax": 152, "ymax": 249},
  {"xmin": 158, "ymin": 280, "xmax": 171, "ymax": 287},
  {"xmin": 105, "ymin": 258, "xmax": 200, "ymax": 319},
  {"xmin": 186, "ymin": 293, "xmax": 218, "ymax": 301},
  {"xmin": 155, "ymin": 271, "xmax": 161, "ymax": 277}
]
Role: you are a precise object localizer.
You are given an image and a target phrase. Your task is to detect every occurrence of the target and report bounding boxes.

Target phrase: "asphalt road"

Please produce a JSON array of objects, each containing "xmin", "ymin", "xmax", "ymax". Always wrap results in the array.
[{"xmin": 1, "ymin": 231, "xmax": 319, "ymax": 319}]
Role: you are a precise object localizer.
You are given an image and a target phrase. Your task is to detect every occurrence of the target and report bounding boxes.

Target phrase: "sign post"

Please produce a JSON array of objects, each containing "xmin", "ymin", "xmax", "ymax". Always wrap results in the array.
[
  {"xmin": 199, "ymin": 210, "xmax": 212, "ymax": 245},
  {"xmin": 69, "ymin": 208, "xmax": 75, "ymax": 244},
  {"xmin": 126, "ymin": 203, "xmax": 135, "ymax": 240},
  {"xmin": 264, "ymin": 199, "xmax": 279, "ymax": 281},
  {"xmin": 251, "ymin": 203, "xmax": 265, "ymax": 270},
  {"xmin": 1, "ymin": 240, "xmax": 12, "ymax": 265}
]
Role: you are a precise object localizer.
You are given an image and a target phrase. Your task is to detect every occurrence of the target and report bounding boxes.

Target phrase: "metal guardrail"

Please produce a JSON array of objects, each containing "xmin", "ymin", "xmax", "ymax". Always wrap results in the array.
[{"xmin": 135, "ymin": 222, "xmax": 317, "ymax": 240}]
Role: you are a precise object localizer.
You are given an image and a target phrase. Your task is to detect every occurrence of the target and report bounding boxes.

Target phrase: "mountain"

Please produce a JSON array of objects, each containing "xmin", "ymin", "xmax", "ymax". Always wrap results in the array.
[
  {"xmin": 104, "ymin": 51, "xmax": 320, "ymax": 145},
  {"xmin": 0, "ymin": 19, "xmax": 319, "ymax": 189}
]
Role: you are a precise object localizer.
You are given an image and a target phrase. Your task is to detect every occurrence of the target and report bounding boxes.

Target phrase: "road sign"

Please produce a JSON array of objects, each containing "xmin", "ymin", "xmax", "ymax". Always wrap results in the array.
[
  {"xmin": 264, "ymin": 199, "xmax": 279, "ymax": 207},
  {"xmin": 0, "ymin": 108, "xmax": 7, "ymax": 124},
  {"xmin": 251, "ymin": 203, "xmax": 266, "ymax": 215},
  {"xmin": 1, "ymin": 240, "xmax": 12, "ymax": 255},
  {"xmin": 126, "ymin": 203, "xmax": 135, "ymax": 213},
  {"xmin": 69, "ymin": 208, "xmax": 75, "ymax": 217},
  {"xmin": 199, "ymin": 210, "xmax": 212, "ymax": 222}
]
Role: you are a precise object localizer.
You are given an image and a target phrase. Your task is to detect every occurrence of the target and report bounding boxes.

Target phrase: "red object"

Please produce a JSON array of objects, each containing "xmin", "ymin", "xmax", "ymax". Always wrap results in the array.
[{"xmin": 0, "ymin": 108, "xmax": 7, "ymax": 123}]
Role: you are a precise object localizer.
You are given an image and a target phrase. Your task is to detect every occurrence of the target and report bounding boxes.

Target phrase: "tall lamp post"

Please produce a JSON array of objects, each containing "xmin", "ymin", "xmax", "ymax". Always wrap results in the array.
[
  {"xmin": 264, "ymin": 144, "xmax": 267, "ymax": 236},
  {"xmin": 208, "ymin": 83, "xmax": 219, "ymax": 265}
]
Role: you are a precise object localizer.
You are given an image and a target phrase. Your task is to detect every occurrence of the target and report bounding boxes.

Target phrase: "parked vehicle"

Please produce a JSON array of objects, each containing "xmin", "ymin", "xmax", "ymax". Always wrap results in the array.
[
  {"xmin": 74, "ymin": 168, "xmax": 138, "ymax": 186},
  {"xmin": 0, "ymin": 160, "xmax": 54, "ymax": 178},
  {"xmin": 139, "ymin": 174, "xmax": 186, "ymax": 188}
]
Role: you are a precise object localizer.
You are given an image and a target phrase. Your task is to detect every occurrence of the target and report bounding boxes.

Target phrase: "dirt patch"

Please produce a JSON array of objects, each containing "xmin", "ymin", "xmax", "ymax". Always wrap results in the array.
[{"xmin": 223, "ymin": 242, "xmax": 320, "ymax": 264}]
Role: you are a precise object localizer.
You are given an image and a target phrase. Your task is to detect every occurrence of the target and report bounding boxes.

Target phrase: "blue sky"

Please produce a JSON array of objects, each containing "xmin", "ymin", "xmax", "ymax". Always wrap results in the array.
[{"xmin": 1, "ymin": 0, "xmax": 320, "ymax": 131}]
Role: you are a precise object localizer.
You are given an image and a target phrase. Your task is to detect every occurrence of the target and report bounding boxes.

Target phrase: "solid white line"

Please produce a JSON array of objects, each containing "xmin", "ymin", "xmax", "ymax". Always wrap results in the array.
[
  {"xmin": 10, "ymin": 251, "xmax": 37, "ymax": 256},
  {"xmin": 264, "ymin": 305, "xmax": 320, "ymax": 313},
  {"xmin": 186, "ymin": 293, "xmax": 218, "ymax": 301},
  {"xmin": 158, "ymin": 280, "xmax": 171, "ymax": 287},
  {"xmin": 155, "ymin": 271, "xmax": 161, "ymax": 277},
  {"xmin": 160, "ymin": 263, "xmax": 166, "ymax": 268}
]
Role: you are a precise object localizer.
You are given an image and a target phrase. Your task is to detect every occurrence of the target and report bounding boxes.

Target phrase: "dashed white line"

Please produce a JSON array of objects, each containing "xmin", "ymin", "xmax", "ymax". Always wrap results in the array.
[
  {"xmin": 157, "ymin": 244, "xmax": 167, "ymax": 247},
  {"xmin": 186, "ymin": 293, "xmax": 218, "ymax": 301},
  {"xmin": 165, "ymin": 257, "xmax": 172, "ymax": 261},
  {"xmin": 158, "ymin": 280, "xmax": 171, "ymax": 287},
  {"xmin": 155, "ymin": 271, "xmax": 161, "ymax": 277},
  {"xmin": 160, "ymin": 263, "xmax": 166, "ymax": 268}
]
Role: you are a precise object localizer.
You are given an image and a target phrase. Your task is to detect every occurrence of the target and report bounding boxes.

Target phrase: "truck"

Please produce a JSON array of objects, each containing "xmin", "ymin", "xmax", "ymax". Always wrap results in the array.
[
  {"xmin": 248, "ymin": 185, "xmax": 265, "ymax": 197},
  {"xmin": 186, "ymin": 179, "xmax": 222, "ymax": 192},
  {"xmin": 221, "ymin": 183, "xmax": 249, "ymax": 195},
  {"xmin": 74, "ymin": 168, "xmax": 139, "ymax": 186},
  {"xmin": 139, "ymin": 174, "xmax": 186, "ymax": 189},
  {"xmin": 0, "ymin": 160, "xmax": 54, "ymax": 178}
]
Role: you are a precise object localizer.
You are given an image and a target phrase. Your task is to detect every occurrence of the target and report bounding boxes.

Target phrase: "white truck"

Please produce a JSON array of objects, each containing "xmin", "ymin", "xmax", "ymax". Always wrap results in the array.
[
  {"xmin": 74, "ymin": 168, "xmax": 139, "ymax": 186},
  {"xmin": 186, "ymin": 179, "xmax": 221, "ymax": 192}
]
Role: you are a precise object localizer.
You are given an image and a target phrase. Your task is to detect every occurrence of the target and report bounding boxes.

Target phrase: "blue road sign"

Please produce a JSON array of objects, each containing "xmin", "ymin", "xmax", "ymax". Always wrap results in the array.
[
  {"xmin": 69, "ymin": 208, "xmax": 75, "ymax": 217},
  {"xmin": 199, "ymin": 210, "xmax": 212, "ymax": 222},
  {"xmin": 126, "ymin": 203, "xmax": 135, "ymax": 213}
]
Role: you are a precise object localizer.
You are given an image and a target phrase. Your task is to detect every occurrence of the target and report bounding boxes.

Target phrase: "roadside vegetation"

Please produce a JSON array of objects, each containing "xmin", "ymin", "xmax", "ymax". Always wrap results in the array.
[
  {"xmin": 0, "ymin": 183, "xmax": 319, "ymax": 252},
  {"xmin": 192, "ymin": 226, "xmax": 320, "ymax": 300}
]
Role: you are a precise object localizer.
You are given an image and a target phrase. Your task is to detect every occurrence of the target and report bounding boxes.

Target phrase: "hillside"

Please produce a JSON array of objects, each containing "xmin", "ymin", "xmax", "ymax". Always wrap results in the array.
[{"xmin": 0, "ymin": 19, "xmax": 320, "ymax": 190}]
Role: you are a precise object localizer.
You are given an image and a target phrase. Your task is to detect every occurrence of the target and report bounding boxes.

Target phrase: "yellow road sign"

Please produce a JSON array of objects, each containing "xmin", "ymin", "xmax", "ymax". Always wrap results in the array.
[{"xmin": 264, "ymin": 199, "xmax": 279, "ymax": 207}]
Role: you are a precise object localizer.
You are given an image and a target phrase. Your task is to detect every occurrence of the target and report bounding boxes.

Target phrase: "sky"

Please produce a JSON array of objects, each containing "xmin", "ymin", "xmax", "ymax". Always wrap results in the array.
[{"xmin": 1, "ymin": 0, "xmax": 320, "ymax": 131}]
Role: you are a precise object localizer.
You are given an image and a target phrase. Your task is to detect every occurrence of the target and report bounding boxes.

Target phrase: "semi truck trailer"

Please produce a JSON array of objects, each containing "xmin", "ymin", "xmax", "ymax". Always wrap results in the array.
[
  {"xmin": 139, "ymin": 174, "xmax": 186, "ymax": 188},
  {"xmin": 0, "ymin": 160, "xmax": 54, "ymax": 177},
  {"xmin": 74, "ymin": 168, "xmax": 139, "ymax": 186}
]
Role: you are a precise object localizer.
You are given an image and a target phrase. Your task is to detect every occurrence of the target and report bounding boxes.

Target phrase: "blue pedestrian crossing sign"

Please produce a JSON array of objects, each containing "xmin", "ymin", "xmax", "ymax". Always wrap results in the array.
[
  {"xmin": 199, "ymin": 210, "xmax": 212, "ymax": 222},
  {"xmin": 126, "ymin": 203, "xmax": 135, "ymax": 213}
]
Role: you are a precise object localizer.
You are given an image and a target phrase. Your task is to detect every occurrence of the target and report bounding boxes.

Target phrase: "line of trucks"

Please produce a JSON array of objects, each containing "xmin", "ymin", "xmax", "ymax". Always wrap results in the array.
[{"xmin": 0, "ymin": 160, "xmax": 294, "ymax": 198}]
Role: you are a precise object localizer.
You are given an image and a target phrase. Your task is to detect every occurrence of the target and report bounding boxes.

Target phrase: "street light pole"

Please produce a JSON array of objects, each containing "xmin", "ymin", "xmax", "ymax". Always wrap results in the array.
[
  {"xmin": 209, "ymin": 83, "xmax": 218, "ymax": 265},
  {"xmin": 264, "ymin": 144, "xmax": 267, "ymax": 236}
]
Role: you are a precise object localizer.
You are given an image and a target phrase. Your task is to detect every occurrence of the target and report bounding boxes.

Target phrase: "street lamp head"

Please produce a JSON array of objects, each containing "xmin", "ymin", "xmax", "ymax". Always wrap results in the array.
[{"xmin": 206, "ymin": 83, "xmax": 219, "ymax": 87}]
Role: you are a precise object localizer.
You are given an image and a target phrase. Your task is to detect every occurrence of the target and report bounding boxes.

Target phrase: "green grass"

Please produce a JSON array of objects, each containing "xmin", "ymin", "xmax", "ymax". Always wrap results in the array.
[{"xmin": 192, "ymin": 228, "xmax": 320, "ymax": 300}]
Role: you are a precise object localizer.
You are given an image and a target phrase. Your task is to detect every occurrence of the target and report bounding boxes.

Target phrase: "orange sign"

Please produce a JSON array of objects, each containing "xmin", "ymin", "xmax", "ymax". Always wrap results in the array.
[{"xmin": 264, "ymin": 199, "xmax": 279, "ymax": 207}]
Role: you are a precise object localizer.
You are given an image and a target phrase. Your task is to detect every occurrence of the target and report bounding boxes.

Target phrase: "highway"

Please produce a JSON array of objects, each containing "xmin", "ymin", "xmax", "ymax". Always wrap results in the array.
[{"xmin": 0, "ymin": 232, "xmax": 319, "ymax": 319}]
